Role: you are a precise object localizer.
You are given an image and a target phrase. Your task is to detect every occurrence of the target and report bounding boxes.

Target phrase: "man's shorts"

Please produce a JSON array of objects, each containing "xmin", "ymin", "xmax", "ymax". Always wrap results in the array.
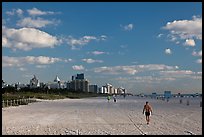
[{"xmin": 145, "ymin": 112, "xmax": 150, "ymax": 116}]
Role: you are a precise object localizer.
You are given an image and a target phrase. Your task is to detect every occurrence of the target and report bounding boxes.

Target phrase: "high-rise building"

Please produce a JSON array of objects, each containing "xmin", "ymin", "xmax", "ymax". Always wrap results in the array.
[
  {"xmin": 76, "ymin": 73, "xmax": 84, "ymax": 80},
  {"xmin": 89, "ymin": 85, "xmax": 98, "ymax": 93},
  {"xmin": 72, "ymin": 73, "xmax": 85, "ymax": 80},
  {"xmin": 68, "ymin": 73, "xmax": 89, "ymax": 92}
]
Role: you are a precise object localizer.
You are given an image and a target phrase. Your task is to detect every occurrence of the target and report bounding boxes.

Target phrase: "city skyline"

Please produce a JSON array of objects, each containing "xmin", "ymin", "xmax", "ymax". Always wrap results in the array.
[{"xmin": 2, "ymin": 2, "xmax": 202, "ymax": 94}]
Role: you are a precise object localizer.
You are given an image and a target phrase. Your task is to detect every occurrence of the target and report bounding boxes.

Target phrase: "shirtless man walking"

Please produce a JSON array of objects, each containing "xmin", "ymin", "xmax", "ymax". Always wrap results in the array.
[{"xmin": 143, "ymin": 101, "xmax": 153, "ymax": 124}]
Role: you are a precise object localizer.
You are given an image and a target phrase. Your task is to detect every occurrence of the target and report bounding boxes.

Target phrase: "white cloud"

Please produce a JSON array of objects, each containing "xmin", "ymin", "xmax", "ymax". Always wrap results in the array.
[
  {"xmin": 121, "ymin": 24, "xmax": 134, "ymax": 31},
  {"xmin": 115, "ymin": 76, "xmax": 176, "ymax": 84},
  {"xmin": 197, "ymin": 72, "xmax": 202, "ymax": 75},
  {"xmin": 160, "ymin": 70, "xmax": 195, "ymax": 75},
  {"xmin": 160, "ymin": 70, "xmax": 202, "ymax": 80},
  {"xmin": 115, "ymin": 68, "xmax": 201, "ymax": 84},
  {"xmin": 6, "ymin": 9, "xmax": 15, "ymax": 15},
  {"xmin": 184, "ymin": 39, "xmax": 195, "ymax": 47},
  {"xmin": 196, "ymin": 59, "xmax": 202, "ymax": 64},
  {"xmin": 6, "ymin": 8, "xmax": 23, "ymax": 16},
  {"xmin": 163, "ymin": 16, "xmax": 202, "ymax": 40},
  {"xmin": 2, "ymin": 37, "xmax": 8, "ymax": 47},
  {"xmin": 72, "ymin": 65, "xmax": 84, "ymax": 70},
  {"xmin": 157, "ymin": 33, "xmax": 164, "ymax": 38},
  {"xmin": 82, "ymin": 58, "xmax": 103, "ymax": 63},
  {"xmin": 198, "ymin": 50, "xmax": 202, "ymax": 56},
  {"xmin": 94, "ymin": 64, "xmax": 178, "ymax": 75},
  {"xmin": 165, "ymin": 48, "xmax": 172, "ymax": 54},
  {"xmin": 66, "ymin": 35, "xmax": 105, "ymax": 49},
  {"xmin": 192, "ymin": 50, "xmax": 202, "ymax": 57},
  {"xmin": 100, "ymin": 35, "xmax": 107, "ymax": 40},
  {"xmin": 17, "ymin": 17, "xmax": 59, "ymax": 28},
  {"xmin": 67, "ymin": 35, "xmax": 96, "ymax": 47},
  {"xmin": 27, "ymin": 8, "xmax": 59, "ymax": 16},
  {"xmin": 64, "ymin": 58, "xmax": 73, "ymax": 62},
  {"xmin": 91, "ymin": 51, "xmax": 106, "ymax": 55},
  {"xmin": 16, "ymin": 9, "xmax": 23, "ymax": 16},
  {"xmin": 2, "ymin": 56, "xmax": 63, "ymax": 67},
  {"xmin": 2, "ymin": 27, "xmax": 60, "ymax": 51}
]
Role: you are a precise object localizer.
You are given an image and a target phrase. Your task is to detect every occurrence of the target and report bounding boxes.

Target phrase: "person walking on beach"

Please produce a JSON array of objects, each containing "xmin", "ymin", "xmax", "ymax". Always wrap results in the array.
[
  {"xmin": 143, "ymin": 101, "xmax": 153, "ymax": 124},
  {"xmin": 113, "ymin": 94, "xmax": 117, "ymax": 102},
  {"xmin": 107, "ymin": 95, "xmax": 111, "ymax": 102}
]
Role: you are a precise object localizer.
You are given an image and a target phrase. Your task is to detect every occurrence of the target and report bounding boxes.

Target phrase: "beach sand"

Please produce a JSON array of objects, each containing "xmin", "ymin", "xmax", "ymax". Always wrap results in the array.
[{"xmin": 2, "ymin": 96, "xmax": 202, "ymax": 135}]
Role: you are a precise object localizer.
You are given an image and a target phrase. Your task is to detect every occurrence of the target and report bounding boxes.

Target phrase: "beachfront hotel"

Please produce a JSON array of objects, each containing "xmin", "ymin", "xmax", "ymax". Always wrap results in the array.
[{"xmin": 67, "ymin": 73, "xmax": 89, "ymax": 92}]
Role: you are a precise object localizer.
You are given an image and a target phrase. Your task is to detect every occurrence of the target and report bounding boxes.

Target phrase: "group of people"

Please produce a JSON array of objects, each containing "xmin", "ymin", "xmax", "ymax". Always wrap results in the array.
[
  {"xmin": 107, "ymin": 94, "xmax": 117, "ymax": 102},
  {"xmin": 107, "ymin": 95, "xmax": 153, "ymax": 125}
]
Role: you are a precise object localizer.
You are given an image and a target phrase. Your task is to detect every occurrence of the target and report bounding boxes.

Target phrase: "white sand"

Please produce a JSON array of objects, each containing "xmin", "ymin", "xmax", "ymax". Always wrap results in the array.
[{"xmin": 2, "ymin": 96, "xmax": 202, "ymax": 135}]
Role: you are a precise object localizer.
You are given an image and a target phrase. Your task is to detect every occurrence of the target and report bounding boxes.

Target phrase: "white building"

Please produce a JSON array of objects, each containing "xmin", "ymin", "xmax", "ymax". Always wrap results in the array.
[
  {"xmin": 106, "ymin": 83, "xmax": 113, "ymax": 94},
  {"xmin": 30, "ymin": 75, "xmax": 40, "ymax": 88},
  {"xmin": 46, "ymin": 75, "xmax": 67, "ymax": 89},
  {"xmin": 99, "ymin": 86, "xmax": 108, "ymax": 94}
]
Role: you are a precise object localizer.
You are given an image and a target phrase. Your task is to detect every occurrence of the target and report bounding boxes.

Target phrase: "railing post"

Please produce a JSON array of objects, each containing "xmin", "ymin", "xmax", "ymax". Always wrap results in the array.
[{"xmin": 10, "ymin": 100, "xmax": 12, "ymax": 106}]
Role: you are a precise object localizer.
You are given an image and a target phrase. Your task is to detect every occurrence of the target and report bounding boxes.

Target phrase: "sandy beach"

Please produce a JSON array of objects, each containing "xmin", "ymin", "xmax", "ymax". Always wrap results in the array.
[{"xmin": 2, "ymin": 96, "xmax": 202, "ymax": 135}]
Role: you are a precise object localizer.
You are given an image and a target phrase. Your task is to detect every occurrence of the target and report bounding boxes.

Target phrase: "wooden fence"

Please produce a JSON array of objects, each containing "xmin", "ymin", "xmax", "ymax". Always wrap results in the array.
[{"xmin": 2, "ymin": 98, "xmax": 37, "ymax": 108}]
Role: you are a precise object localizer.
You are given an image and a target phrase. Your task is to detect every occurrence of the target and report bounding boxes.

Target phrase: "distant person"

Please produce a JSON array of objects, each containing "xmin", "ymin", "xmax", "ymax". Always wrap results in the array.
[
  {"xmin": 113, "ymin": 94, "xmax": 117, "ymax": 102},
  {"xmin": 107, "ymin": 95, "xmax": 111, "ymax": 102},
  {"xmin": 123, "ymin": 93, "xmax": 126, "ymax": 98},
  {"xmin": 143, "ymin": 101, "xmax": 153, "ymax": 124}
]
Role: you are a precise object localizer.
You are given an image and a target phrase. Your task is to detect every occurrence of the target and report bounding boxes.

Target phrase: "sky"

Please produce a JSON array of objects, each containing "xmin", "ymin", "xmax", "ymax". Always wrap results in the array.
[{"xmin": 2, "ymin": 2, "xmax": 202, "ymax": 94}]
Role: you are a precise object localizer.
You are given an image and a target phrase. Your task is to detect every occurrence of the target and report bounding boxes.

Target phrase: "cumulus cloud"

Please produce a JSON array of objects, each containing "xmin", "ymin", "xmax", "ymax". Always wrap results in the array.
[
  {"xmin": 66, "ymin": 35, "xmax": 105, "ymax": 49},
  {"xmin": 165, "ymin": 48, "xmax": 172, "ymax": 54},
  {"xmin": 2, "ymin": 27, "xmax": 60, "ymax": 51},
  {"xmin": 27, "ymin": 8, "xmax": 60, "ymax": 16},
  {"xmin": 67, "ymin": 35, "xmax": 96, "ymax": 47},
  {"xmin": 2, "ymin": 56, "xmax": 63, "ymax": 67},
  {"xmin": 82, "ymin": 58, "xmax": 103, "ymax": 63},
  {"xmin": 163, "ymin": 16, "xmax": 202, "ymax": 40},
  {"xmin": 6, "ymin": 8, "xmax": 23, "ymax": 16},
  {"xmin": 16, "ymin": 9, "xmax": 23, "ymax": 16},
  {"xmin": 72, "ymin": 65, "xmax": 84, "ymax": 70},
  {"xmin": 17, "ymin": 17, "xmax": 59, "ymax": 28},
  {"xmin": 121, "ymin": 23, "xmax": 134, "ymax": 31},
  {"xmin": 184, "ymin": 39, "xmax": 195, "ymax": 47}
]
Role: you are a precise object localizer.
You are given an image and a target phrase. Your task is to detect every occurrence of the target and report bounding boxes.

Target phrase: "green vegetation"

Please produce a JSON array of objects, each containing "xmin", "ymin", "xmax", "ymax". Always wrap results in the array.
[{"xmin": 2, "ymin": 86, "xmax": 107, "ymax": 101}]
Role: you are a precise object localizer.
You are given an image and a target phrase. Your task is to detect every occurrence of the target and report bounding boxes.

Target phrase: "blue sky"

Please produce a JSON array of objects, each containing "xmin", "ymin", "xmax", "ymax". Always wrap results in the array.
[{"xmin": 2, "ymin": 2, "xmax": 202, "ymax": 94}]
